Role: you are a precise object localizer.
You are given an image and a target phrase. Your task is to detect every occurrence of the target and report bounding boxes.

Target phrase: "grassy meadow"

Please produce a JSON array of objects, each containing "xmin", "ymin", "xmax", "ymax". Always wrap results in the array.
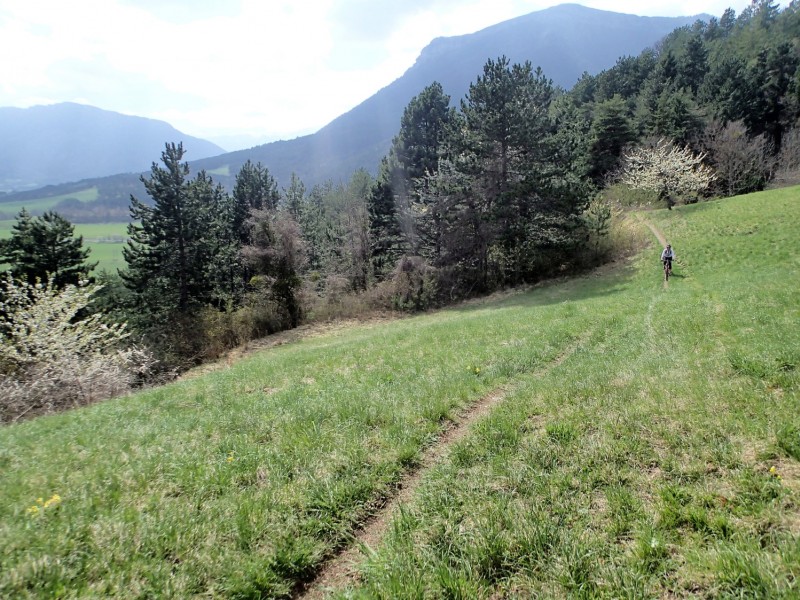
[{"xmin": 0, "ymin": 188, "xmax": 798, "ymax": 598}]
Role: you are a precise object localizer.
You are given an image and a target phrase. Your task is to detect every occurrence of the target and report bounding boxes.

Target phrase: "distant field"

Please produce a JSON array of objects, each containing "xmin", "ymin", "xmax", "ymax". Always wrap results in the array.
[
  {"xmin": 206, "ymin": 164, "xmax": 230, "ymax": 176},
  {"xmin": 0, "ymin": 220, "xmax": 128, "ymax": 272},
  {"xmin": 0, "ymin": 188, "xmax": 798, "ymax": 598},
  {"xmin": 0, "ymin": 187, "xmax": 99, "ymax": 217}
]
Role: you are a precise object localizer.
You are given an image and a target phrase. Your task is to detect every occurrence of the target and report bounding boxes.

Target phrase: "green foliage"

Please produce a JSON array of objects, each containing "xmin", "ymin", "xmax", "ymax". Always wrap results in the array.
[
  {"xmin": 575, "ymin": 3, "xmax": 800, "ymax": 189},
  {"xmin": 122, "ymin": 143, "xmax": 211, "ymax": 319},
  {"xmin": 0, "ymin": 209, "xmax": 96, "ymax": 287},
  {"xmin": 367, "ymin": 83, "xmax": 454, "ymax": 280},
  {"xmin": 232, "ymin": 160, "xmax": 280, "ymax": 246},
  {"xmin": 588, "ymin": 94, "xmax": 636, "ymax": 183},
  {"xmin": 414, "ymin": 56, "xmax": 591, "ymax": 293}
]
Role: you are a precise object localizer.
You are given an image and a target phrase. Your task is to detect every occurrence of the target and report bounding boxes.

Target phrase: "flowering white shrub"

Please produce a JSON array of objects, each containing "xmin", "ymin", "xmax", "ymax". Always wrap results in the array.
[
  {"xmin": 0, "ymin": 275, "xmax": 153, "ymax": 422},
  {"xmin": 621, "ymin": 139, "xmax": 716, "ymax": 205}
]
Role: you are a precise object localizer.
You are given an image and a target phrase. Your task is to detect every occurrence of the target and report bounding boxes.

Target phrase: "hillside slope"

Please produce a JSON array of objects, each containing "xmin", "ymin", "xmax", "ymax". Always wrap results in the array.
[
  {"xmin": 1, "ymin": 189, "xmax": 798, "ymax": 597},
  {"xmin": 0, "ymin": 103, "xmax": 224, "ymax": 193}
]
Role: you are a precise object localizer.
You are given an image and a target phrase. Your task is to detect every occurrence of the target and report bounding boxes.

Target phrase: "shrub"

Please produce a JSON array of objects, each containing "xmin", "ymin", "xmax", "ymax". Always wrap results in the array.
[
  {"xmin": 388, "ymin": 256, "xmax": 438, "ymax": 311},
  {"xmin": 0, "ymin": 276, "xmax": 153, "ymax": 422},
  {"xmin": 194, "ymin": 290, "xmax": 299, "ymax": 361}
]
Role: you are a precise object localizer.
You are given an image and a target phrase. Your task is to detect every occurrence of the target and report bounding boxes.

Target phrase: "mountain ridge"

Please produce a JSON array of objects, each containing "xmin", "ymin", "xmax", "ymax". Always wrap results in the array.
[
  {"xmin": 0, "ymin": 103, "xmax": 225, "ymax": 193},
  {"xmin": 1, "ymin": 4, "xmax": 707, "ymax": 205},
  {"xmin": 190, "ymin": 4, "xmax": 707, "ymax": 188}
]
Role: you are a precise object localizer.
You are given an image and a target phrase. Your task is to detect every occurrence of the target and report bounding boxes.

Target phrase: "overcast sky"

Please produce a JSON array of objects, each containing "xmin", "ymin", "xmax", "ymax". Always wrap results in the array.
[{"xmin": 0, "ymin": 1, "xmax": 784, "ymax": 150}]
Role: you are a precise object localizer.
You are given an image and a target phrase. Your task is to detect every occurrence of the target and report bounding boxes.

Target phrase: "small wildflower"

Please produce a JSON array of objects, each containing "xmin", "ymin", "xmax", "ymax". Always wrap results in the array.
[
  {"xmin": 227, "ymin": 452, "xmax": 235, "ymax": 463},
  {"xmin": 650, "ymin": 537, "xmax": 659, "ymax": 549},
  {"xmin": 43, "ymin": 494, "xmax": 61, "ymax": 508},
  {"xmin": 769, "ymin": 466, "xmax": 777, "ymax": 474},
  {"xmin": 26, "ymin": 505, "xmax": 40, "ymax": 516}
]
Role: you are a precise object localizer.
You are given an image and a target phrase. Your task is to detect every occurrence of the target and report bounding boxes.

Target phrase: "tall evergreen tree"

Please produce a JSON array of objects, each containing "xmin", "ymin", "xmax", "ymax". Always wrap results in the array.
[
  {"xmin": 283, "ymin": 173, "xmax": 306, "ymax": 221},
  {"xmin": 368, "ymin": 82, "xmax": 455, "ymax": 277},
  {"xmin": 367, "ymin": 156, "xmax": 406, "ymax": 279},
  {"xmin": 424, "ymin": 56, "xmax": 586, "ymax": 289},
  {"xmin": 232, "ymin": 160, "xmax": 280, "ymax": 246},
  {"xmin": 588, "ymin": 95, "xmax": 636, "ymax": 183},
  {"xmin": 121, "ymin": 143, "xmax": 214, "ymax": 321}
]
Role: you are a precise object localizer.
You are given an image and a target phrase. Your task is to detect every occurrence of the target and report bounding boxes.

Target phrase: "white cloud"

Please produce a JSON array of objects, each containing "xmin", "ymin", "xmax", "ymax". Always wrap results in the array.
[{"xmin": 0, "ymin": 0, "xmax": 787, "ymax": 147}]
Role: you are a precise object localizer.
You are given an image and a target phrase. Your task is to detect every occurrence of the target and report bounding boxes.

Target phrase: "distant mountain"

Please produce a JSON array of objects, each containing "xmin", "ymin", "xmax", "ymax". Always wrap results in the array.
[
  {"xmin": 0, "ymin": 4, "xmax": 708, "ymax": 207},
  {"xmin": 191, "ymin": 4, "xmax": 707, "ymax": 188},
  {"xmin": 0, "ymin": 103, "xmax": 225, "ymax": 192}
]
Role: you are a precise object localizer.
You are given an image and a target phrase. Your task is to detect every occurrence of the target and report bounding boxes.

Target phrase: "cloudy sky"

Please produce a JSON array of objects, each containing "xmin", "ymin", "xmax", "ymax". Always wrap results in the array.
[{"xmin": 0, "ymin": 1, "xmax": 783, "ymax": 149}]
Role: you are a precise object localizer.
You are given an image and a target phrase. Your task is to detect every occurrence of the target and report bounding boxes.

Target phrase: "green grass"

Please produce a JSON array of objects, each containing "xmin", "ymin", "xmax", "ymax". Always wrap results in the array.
[
  {"xmin": 206, "ymin": 165, "xmax": 231, "ymax": 176},
  {"xmin": 0, "ymin": 187, "xmax": 99, "ymax": 217},
  {"xmin": 0, "ymin": 221, "xmax": 128, "ymax": 273},
  {"xmin": 1, "ymin": 188, "xmax": 798, "ymax": 598}
]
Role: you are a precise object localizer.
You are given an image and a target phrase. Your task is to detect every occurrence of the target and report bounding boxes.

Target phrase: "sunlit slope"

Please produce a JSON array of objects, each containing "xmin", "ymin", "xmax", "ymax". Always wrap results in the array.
[
  {"xmin": 1, "ymin": 188, "xmax": 798, "ymax": 598},
  {"xmin": 347, "ymin": 188, "xmax": 800, "ymax": 598}
]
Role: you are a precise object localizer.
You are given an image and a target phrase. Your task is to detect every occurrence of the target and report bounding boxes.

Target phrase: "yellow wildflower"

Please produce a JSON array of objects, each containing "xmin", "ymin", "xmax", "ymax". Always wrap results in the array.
[
  {"xmin": 769, "ymin": 466, "xmax": 777, "ymax": 474},
  {"xmin": 43, "ymin": 494, "xmax": 61, "ymax": 508},
  {"xmin": 27, "ymin": 505, "xmax": 40, "ymax": 516}
]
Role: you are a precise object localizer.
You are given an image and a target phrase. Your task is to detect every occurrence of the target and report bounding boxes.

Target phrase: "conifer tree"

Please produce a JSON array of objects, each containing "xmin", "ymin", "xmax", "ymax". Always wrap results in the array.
[
  {"xmin": 0, "ymin": 209, "xmax": 95, "ymax": 288},
  {"xmin": 121, "ymin": 143, "xmax": 214, "ymax": 321},
  {"xmin": 232, "ymin": 160, "xmax": 280, "ymax": 246},
  {"xmin": 283, "ymin": 173, "xmax": 306, "ymax": 220},
  {"xmin": 367, "ymin": 82, "xmax": 454, "ymax": 279}
]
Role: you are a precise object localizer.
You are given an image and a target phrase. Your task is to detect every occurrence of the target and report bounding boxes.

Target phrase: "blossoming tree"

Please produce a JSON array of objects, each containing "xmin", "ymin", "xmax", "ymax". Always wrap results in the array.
[{"xmin": 620, "ymin": 138, "xmax": 716, "ymax": 208}]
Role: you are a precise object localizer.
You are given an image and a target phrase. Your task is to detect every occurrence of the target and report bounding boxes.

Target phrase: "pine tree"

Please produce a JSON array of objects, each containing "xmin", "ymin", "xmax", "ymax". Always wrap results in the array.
[
  {"xmin": 588, "ymin": 95, "xmax": 636, "ymax": 183},
  {"xmin": 232, "ymin": 160, "xmax": 280, "ymax": 246},
  {"xmin": 121, "ymin": 143, "xmax": 214, "ymax": 321},
  {"xmin": 367, "ymin": 157, "xmax": 406, "ymax": 279},
  {"xmin": 0, "ymin": 209, "xmax": 95, "ymax": 288},
  {"xmin": 283, "ymin": 173, "xmax": 306, "ymax": 220}
]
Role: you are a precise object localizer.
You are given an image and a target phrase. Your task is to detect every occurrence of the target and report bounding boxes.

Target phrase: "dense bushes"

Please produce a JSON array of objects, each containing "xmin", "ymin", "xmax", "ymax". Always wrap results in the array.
[{"xmin": 0, "ymin": 276, "xmax": 153, "ymax": 422}]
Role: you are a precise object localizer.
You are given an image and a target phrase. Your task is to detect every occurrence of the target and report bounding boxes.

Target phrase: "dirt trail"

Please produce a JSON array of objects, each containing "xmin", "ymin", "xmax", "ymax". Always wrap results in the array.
[
  {"xmin": 639, "ymin": 217, "xmax": 671, "ymax": 287},
  {"xmin": 642, "ymin": 218, "xmax": 668, "ymax": 247},
  {"xmin": 296, "ymin": 335, "xmax": 589, "ymax": 599}
]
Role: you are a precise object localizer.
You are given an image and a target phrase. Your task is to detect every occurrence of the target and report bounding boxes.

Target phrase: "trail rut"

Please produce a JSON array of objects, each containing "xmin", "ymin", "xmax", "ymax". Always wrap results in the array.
[{"xmin": 296, "ymin": 335, "xmax": 589, "ymax": 599}]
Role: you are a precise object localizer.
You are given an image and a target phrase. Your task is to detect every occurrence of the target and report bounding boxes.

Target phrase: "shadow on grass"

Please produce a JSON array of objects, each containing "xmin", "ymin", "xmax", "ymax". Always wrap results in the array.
[{"xmin": 445, "ymin": 261, "xmax": 637, "ymax": 313}]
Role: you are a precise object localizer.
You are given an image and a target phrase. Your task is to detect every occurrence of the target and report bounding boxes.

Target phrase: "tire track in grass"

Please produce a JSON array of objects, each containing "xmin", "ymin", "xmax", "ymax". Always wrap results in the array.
[
  {"xmin": 296, "ymin": 333, "xmax": 593, "ymax": 599},
  {"xmin": 643, "ymin": 219, "xmax": 668, "ymax": 247}
]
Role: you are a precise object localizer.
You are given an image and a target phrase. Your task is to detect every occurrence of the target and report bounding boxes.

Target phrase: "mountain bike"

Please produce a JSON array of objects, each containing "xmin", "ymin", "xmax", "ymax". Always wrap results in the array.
[{"xmin": 663, "ymin": 259, "xmax": 672, "ymax": 281}]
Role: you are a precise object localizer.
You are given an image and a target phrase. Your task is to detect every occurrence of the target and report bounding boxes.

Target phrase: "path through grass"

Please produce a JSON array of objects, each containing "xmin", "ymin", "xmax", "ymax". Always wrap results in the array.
[{"xmin": 0, "ymin": 188, "xmax": 798, "ymax": 598}]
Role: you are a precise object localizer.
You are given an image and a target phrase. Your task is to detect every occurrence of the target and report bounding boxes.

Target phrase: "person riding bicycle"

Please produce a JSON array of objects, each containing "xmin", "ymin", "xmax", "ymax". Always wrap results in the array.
[{"xmin": 661, "ymin": 244, "xmax": 674, "ymax": 274}]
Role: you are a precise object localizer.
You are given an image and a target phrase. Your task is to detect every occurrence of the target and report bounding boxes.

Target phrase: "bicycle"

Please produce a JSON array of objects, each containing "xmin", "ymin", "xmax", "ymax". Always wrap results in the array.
[{"xmin": 663, "ymin": 259, "xmax": 672, "ymax": 281}]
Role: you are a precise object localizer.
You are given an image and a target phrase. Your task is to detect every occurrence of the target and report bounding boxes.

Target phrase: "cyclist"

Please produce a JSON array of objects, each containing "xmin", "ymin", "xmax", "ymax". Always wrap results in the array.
[{"xmin": 660, "ymin": 243, "xmax": 674, "ymax": 276}]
